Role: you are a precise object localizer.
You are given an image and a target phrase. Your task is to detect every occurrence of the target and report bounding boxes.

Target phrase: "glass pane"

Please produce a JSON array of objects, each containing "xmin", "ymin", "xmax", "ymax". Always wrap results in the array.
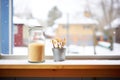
[{"xmin": 13, "ymin": 0, "xmax": 120, "ymax": 56}]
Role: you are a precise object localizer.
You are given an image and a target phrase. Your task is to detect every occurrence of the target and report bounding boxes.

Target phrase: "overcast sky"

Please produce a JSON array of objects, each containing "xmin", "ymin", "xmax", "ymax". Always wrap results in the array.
[{"xmin": 13, "ymin": 0, "xmax": 90, "ymax": 20}]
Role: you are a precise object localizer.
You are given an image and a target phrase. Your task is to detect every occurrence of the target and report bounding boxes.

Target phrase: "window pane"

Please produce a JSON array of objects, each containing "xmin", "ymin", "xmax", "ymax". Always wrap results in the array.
[{"xmin": 13, "ymin": 0, "xmax": 120, "ymax": 56}]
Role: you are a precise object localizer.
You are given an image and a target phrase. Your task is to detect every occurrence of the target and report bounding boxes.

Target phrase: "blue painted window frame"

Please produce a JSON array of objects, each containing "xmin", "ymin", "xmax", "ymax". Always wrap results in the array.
[{"xmin": 0, "ymin": 0, "xmax": 13, "ymax": 54}]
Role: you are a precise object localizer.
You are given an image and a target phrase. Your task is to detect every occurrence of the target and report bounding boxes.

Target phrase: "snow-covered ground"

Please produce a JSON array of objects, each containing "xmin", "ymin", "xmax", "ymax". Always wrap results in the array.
[{"xmin": 13, "ymin": 40, "xmax": 120, "ymax": 56}]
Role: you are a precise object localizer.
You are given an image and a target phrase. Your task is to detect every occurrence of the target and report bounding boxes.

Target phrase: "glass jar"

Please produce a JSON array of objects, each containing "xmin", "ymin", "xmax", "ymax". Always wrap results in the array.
[{"xmin": 28, "ymin": 26, "xmax": 45, "ymax": 63}]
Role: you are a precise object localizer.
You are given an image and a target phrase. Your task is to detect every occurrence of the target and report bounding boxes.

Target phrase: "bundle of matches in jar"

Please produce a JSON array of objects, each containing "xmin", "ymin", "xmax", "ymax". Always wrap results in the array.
[{"xmin": 51, "ymin": 38, "xmax": 66, "ymax": 62}]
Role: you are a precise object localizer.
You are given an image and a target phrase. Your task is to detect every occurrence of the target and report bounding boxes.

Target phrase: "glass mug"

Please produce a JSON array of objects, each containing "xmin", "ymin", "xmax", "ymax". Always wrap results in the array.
[{"xmin": 28, "ymin": 26, "xmax": 45, "ymax": 63}]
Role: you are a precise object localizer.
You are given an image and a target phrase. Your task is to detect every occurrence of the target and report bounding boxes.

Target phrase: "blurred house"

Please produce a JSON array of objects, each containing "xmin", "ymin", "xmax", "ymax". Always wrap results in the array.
[
  {"xmin": 114, "ymin": 18, "xmax": 120, "ymax": 43},
  {"xmin": 104, "ymin": 18, "xmax": 120, "ymax": 43},
  {"xmin": 13, "ymin": 16, "xmax": 43, "ymax": 47},
  {"xmin": 55, "ymin": 15, "xmax": 98, "ymax": 46},
  {"xmin": 13, "ymin": 16, "xmax": 26, "ymax": 46}
]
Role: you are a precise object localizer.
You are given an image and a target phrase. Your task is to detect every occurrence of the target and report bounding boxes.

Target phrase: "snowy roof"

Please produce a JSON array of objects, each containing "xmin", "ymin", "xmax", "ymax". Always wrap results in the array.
[
  {"xmin": 13, "ymin": 16, "xmax": 26, "ymax": 24},
  {"xmin": 104, "ymin": 18, "xmax": 120, "ymax": 30},
  {"xmin": 111, "ymin": 18, "xmax": 120, "ymax": 28},
  {"xmin": 13, "ymin": 16, "xmax": 42, "ymax": 27},
  {"xmin": 25, "ymin": 19, "xmax": 41, "ymax": 27},
  {"xmin": 55, "ymin": 16, "xmax": 98, "ymax": 25}
]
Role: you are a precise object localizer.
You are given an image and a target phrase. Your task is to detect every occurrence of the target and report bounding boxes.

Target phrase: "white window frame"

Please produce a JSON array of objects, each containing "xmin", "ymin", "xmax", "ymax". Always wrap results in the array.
[{"xmin": 9, "ymin": 0, "xmax": 13, "ymax": 55}]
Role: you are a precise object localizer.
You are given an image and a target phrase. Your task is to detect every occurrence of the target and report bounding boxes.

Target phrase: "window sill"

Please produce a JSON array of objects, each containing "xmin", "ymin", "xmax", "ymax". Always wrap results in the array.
[
  {"xmin": 1, "ymin": 54, "xmax": 120, "ymax": 60},
  {"xmin": 0, "ymin": 58, "xmax": 120, "ymax": 77}
]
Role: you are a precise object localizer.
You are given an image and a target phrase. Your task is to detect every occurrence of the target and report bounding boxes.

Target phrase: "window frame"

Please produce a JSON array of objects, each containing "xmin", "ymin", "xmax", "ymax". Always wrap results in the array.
[
  {"xmin": 9, "ymin": 0, "xmax": 13, "ymax": 55},
  {"xmin": 0, "ymin": 0, "xmax": 10, "ymax": 54},
  {"xmin": 0, "ymin": 0, "xmax": 120, "ymax": 60},
  {"xmin": 0, "ymin": 0, "xmax": 1, "ymax": 53}
]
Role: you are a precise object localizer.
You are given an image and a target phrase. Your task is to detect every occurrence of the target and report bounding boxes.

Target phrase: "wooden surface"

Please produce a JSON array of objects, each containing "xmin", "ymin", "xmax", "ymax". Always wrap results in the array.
[{"xmin": 0, "ymin": 60, "xmax": 120, "ymax": 77}]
